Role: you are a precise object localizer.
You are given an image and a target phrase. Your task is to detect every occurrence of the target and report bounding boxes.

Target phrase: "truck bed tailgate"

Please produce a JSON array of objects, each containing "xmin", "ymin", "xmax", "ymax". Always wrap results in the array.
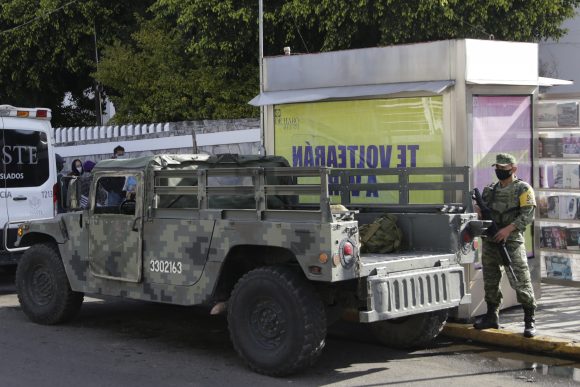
[{"xmin": 358, "ymin": 252, "xmax": 468, "ymax": 322}]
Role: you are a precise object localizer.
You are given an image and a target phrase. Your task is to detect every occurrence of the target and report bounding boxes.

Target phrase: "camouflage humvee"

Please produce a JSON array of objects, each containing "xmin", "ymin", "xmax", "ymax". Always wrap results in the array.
[{"xmin": 14, "ymin": 154, "xmax": 486, "ymax": 376}]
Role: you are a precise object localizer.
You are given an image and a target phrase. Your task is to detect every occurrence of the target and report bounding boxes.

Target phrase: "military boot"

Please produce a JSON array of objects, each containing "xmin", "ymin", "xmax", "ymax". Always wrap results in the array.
[
  {"xmin": 523, "ymin": 307, "xmax": 536, "ymax": 338},
  {"xmin": 473, "ymin": 303, "xmax": 499, "ymax": 330}
]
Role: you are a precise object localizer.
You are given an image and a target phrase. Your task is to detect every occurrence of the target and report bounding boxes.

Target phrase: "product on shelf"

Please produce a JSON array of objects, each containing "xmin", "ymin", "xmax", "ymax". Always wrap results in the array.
[
  {"xmin": 538, "ymin": 195, "xmax": 548, "ymax": 217},
  {"xmin": 557, "ymin": 102, "xmax": 580, "ymax": 127},
  {"xmin": 538, "ymin": 136, "xmax": 563, "ymax": 158},
  {"xmin": 547, "ymin": 196, "xmax": 559, "ymax": 218},
  {"xmin": 541, "ymin": 226, "xmax": 568, "ymax": 249},
  {"xmin": 563, "ymin": 135, "xmax": 580, "ymax": 158},
  {"xmin": 544, "ymin": 255, "xmax": 574, "ymax": 280},
  {"xmin": 559, "ymin": 195, "xmax": 579, "ymax": 219},
  {"xmin": 553, "ymin": 164, "xmax": 580, "ymax": 189},
  {"xmin": 537, "ymin": 103, "xmax": 558, "ymax": 127},
  {"xmin": 566, "ymin": 228, "xmax": 580, "ymax": 251},
  {"xmin": 564, "ymin": 165, "xmax": 580, "ymax": 189}
]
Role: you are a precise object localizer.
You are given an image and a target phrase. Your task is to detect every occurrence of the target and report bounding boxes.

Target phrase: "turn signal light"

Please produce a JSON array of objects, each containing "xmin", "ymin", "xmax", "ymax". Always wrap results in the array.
[
  {"xmin": 16, "ymin": 111, "xmax": 29, "ymax": 117},
  {"xmin": 17, "ymin": 224, "xmax": 28, "ymax": 237}
]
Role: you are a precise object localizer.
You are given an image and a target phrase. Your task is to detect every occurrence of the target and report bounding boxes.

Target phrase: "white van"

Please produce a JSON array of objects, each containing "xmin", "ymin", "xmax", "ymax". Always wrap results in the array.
[{"xmin": 0, "ymin": 105, "xmax": 56, "ymax": 263}]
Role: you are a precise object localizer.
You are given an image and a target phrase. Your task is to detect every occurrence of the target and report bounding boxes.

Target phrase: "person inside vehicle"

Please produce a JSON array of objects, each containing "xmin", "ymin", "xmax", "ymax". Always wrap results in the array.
[
  {"xmin": 113, "ymin": 145, "xmax": 125, "ymax": 159},
  {"xmin": 68, "ymin": 159, "xmax": 84, "ymax": 176}
]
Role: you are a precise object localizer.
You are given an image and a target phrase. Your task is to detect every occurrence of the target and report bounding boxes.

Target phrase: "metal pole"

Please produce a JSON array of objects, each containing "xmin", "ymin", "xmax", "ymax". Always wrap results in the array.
[
  {"xmin": 94, "ymin": 22, "xmax": 103, "ymax": 126},
  {"xmin": 258, "ymin": 0, "xmax": 265, "ymax": 155}
]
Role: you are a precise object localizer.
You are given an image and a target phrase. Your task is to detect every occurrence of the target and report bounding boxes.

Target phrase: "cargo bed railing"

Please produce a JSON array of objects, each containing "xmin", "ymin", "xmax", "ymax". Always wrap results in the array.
[
  {"xmin": 152, "ymin": 166, "xmax": 471, "ymax": 222},
  {"xmin": 329, "ymin": 166, "xmax": 471, "ymax": 213}
]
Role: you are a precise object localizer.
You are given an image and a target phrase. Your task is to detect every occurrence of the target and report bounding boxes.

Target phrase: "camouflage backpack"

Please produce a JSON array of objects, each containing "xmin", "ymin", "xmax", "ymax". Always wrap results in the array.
[{"xmin": 359, "ymin": 214, "xmax": 403, "ymax": 253}]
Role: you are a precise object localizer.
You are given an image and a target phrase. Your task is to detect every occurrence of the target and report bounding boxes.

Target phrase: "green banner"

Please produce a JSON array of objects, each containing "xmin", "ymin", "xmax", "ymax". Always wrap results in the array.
[{"xmin": 274, "ymin": 97, "xmax": 446, "ymax": 204}]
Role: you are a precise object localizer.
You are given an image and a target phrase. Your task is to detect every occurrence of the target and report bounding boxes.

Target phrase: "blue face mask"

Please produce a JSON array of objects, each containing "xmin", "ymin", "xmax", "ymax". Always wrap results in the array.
[{"xmin": 495, "ymin": 168, "xmax": 513, "ymax": 180}]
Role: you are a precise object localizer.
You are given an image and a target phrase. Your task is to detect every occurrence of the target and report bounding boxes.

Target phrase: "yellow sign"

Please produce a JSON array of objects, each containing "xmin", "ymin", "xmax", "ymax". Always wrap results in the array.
[{"xmin": 274, "ymin": 97, "xmax": 446, "ymax": 204}]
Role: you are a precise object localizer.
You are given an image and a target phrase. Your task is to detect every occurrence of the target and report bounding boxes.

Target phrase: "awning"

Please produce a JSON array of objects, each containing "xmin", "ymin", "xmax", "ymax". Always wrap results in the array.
[
  {"xmin": 466, "ymin": 77, "xmax": 573, "ymax": 86},
  {"xmin": 249, "ymin": 80, "xmax": 455, "ymax": 106},
  {"xmin": 538, "ymin": 77, "xmax": 573, "ymax": 86}
]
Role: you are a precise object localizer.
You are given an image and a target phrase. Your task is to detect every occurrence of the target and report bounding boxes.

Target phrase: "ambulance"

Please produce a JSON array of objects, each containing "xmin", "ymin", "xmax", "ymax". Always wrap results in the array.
[{"xmin": 0, "ymin": 105, "xmax": 57, "ymax": 264}]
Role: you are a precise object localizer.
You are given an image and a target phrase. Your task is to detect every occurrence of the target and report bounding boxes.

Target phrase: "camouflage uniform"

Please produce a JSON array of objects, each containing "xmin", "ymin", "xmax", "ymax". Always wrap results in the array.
[{"xmin": 481, "ymin": 178, "xmax": 536, "ymax": 311}]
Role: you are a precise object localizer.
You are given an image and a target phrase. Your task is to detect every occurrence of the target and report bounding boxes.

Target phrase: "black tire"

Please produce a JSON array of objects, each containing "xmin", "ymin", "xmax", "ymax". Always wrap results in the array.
[
  {"xmin": 371, "ymin": 310, "xmax": 449, "ymax": 349},
  {"xmin": 227, "ymin": 266, "xmax": 326, "ymax": 376},
  {"xmin": 16, "ymin": 243, "xmax": 84, "ymax": 325}
]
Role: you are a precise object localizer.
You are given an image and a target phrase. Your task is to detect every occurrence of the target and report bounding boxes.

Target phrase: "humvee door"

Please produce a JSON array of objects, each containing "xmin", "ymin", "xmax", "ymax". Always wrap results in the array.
[{"xmin": 88, "ymin": 171, "xmax": 143, "ymax": 282}]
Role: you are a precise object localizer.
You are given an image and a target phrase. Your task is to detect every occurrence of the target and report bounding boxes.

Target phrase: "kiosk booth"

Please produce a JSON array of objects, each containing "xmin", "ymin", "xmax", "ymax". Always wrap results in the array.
[{"xmin": 251, "ymin": 39, "xmax": 570, "ymax": 318}]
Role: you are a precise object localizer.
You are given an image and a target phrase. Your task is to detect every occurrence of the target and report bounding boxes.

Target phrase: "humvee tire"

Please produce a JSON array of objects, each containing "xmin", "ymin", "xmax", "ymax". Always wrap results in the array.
[
  {"xmin": 227, "ymin": 266, "xmax": 326, "ymax": 376},
  {"xmin": 370, "ymin": 310, "xmax": 448, "ymax": 349},
  {"xmin": 16, "ymin": 243, "xmax": 84, "ymax": 325}
]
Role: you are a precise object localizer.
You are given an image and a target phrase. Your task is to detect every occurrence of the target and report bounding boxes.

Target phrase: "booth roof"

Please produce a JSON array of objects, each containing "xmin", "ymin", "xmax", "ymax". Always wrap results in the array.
[{"xmin": 249, "ymin": 80, "xmax": 455, "ymax": 106}]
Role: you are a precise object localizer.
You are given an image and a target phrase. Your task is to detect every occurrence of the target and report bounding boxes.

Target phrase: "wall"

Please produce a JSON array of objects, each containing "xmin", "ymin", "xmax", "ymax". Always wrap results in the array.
[
  {"xmin": 539, "ymin": 9, "xmax": 580, "ymax": 94},
  {"xmin": 54, "ymin": 118, "xmax": 261, "ymax": 173}
]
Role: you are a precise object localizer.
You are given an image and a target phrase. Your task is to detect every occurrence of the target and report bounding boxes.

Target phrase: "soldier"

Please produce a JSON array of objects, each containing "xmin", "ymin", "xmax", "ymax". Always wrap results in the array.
[{"xmin": 473, "ymin": 153, "xmax": 537, "ymax": 337}]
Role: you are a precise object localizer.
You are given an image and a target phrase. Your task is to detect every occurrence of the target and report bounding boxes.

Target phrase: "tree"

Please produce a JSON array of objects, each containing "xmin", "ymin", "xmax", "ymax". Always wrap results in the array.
[
  {"xmin": 0, "ymin": 0, "xmax": 154, "ymax": 126},
  {"xmin": 94, "ymin": 17, "xmax": 258, "ymax": 123},
  {"xmin": 4, "ymin": 0, "xmax": 579, "ymax": 125},
  {"xmin": 280, "ymin": 0, "xmax": 580, "ymax": 51},
  {"xmin": 102, "ymin": 0, "xmax": 573, "ymax": 123}
]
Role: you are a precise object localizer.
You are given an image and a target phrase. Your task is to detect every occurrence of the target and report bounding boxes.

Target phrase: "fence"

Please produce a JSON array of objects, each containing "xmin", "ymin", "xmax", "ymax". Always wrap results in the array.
[{"xmin": 53, "ymin": 118, "xmax": 261, "ymax": 172}]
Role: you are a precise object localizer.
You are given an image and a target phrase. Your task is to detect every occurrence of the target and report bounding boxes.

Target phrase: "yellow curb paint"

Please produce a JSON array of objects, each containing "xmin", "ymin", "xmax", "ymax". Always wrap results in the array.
[{"xmin": 442, "ymin": 323, "xmax": 580, "ymax": 360}]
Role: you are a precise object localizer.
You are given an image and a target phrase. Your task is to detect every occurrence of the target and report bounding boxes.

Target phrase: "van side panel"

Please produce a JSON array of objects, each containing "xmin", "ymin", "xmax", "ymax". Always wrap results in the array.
[{"xmin": 2, "ymin": 119, "xmax": 56, "ymax": 252}]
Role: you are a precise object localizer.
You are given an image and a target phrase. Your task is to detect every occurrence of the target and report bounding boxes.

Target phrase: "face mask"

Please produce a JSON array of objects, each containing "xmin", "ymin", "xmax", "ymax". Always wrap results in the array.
[
  {"xmin": 75, "ymin": 165, "xmax": 82, "ymax": 173},
  {"xmin": 495, "ymin": 168, "xmax": 513, "ymax": 180},
  {"xmin": 116, "ymin": 155, "xmax": 126, "ymax": 159}
]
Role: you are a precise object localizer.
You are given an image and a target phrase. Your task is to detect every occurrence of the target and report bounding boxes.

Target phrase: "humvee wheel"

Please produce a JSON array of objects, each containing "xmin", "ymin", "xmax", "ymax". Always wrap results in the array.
[
  {"xmin": 228, "ymin": 266, "xmax": 326, "ymax": 376},
  {"xmin": 16, "ymin": 243, "xmax": 84, "ymax": 325},
  {"xmin": 371, "ymin": 310, "xmax": 448, "ymax": 349}
]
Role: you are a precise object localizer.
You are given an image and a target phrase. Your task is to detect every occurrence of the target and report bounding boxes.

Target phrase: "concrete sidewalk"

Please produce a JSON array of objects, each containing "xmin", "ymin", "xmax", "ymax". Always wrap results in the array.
[{"xmin": 443, "ymin": 284, "xmax": 580, "ymax": 360}]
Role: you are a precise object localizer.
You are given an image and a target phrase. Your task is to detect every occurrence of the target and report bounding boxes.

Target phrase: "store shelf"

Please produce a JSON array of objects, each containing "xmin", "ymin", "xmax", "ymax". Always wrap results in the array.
[
  {"xmin": 536, "ymin": 217, "xmax": 580, "ymax": 224},
  {"xmin": 536, "ymin": 188, "xmax": 580, "ymax": 194},
  {"xmin": 537, "ymin": 127, "xmax": 580, "ymax": 133},
  {"xmin": 541, "ymin": 277, "xmax": 580, "ymax": 288},
  {"xmin": 536, "ymin": 99, "xmax": 580, "ymax": 288},
  {"xmin": 537, "ymin": 247, "xmax": 580, "ymax": 255},
  {"xmin": 537, "ymin": 157, "xmax": 580, "ymax": 163}
]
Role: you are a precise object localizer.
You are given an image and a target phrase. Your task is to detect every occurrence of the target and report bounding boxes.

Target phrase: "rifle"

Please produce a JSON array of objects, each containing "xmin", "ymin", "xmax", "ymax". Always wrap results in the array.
[{"xmin": 472, "ymin": 187, "xmax": 517, "ymax": 282}]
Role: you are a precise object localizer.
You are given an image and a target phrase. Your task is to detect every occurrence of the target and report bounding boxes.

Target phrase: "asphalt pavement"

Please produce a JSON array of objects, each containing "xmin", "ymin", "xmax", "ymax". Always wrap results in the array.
[{"xmin": 443, "ymin": 284, "xmax": 580, "ymax": 360}]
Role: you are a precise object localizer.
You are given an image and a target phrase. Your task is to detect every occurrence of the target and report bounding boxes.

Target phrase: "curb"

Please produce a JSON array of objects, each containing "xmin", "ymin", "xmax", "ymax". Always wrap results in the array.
[{"xmin": 442, "ymin": 323, "xmax": 580, "ymax": 360}]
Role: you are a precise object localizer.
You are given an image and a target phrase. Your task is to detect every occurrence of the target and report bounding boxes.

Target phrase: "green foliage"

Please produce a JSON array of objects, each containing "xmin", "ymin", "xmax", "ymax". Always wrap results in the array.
[
  {"xmin": 1, "ymin": 0, "xmax": 580, "ymax": 125},
  {"xmin": 278, "ymin": 0, "xmax": 580, "ymax": 51},
  {"xmin": 0, "ymin": 1, "xmax": 153, "ymax": 126},
  {"xmin": 94, "ymin": 18, "xmax": 258, "ymax": 123}
]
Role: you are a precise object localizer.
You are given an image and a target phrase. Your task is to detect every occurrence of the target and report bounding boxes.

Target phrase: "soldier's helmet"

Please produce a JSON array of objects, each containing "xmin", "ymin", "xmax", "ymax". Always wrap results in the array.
[{"xmin": 492, "ymin": 153, "xmax": 516, "ymax": 167}]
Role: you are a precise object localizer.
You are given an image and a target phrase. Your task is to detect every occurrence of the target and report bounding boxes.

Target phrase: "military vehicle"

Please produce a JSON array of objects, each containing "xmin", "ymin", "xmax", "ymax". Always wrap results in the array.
[{"xmin": 14, "ymin": 154, "xmax": 486, "ymax": 376}]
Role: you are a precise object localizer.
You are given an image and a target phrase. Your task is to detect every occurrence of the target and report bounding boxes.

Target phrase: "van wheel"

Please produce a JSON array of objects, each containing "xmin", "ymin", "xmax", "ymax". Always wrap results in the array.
[
  {"xmin": 16, "ymin": 243, "xmax": 84, "ymax": 325},
  {"xmin": 371, "ymin": 310, "xmax": 448, "ymax": 349},
  {"xmin": 228, "ymin": 266, "xmax": 326, "ymax": 376}
]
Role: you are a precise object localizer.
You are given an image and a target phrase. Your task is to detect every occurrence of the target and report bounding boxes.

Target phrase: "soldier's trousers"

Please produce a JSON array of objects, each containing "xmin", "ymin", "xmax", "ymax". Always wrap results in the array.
[{"xmin": 481, "ymin": 240, "xmax": 536, "ymax": 310}]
